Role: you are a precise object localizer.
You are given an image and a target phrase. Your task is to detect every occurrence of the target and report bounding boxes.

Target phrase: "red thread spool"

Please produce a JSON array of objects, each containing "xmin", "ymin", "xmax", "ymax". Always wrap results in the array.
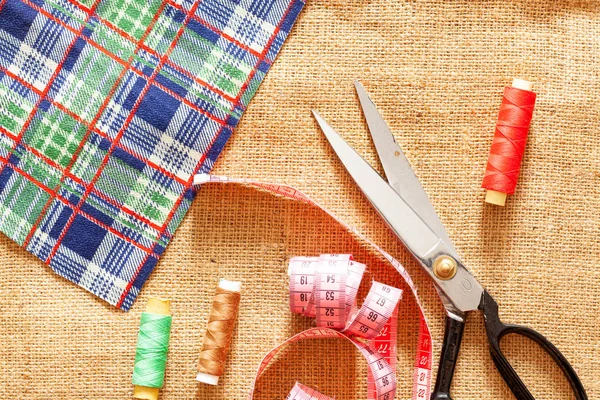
[{"xmin": 482, "ymin": 79, "xmax": 536, "ymax": 206}]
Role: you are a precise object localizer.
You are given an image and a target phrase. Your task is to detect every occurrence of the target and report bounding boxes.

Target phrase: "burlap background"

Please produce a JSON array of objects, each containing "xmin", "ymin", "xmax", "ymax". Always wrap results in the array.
[{"xmin": 2, "ymin": 1, "xmax": 600, "ymax": 399}]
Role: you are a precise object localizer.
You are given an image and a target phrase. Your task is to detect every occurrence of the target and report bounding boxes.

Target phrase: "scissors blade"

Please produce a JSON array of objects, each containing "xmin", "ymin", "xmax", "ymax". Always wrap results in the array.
[
  {"xmin": 313, "ymin": 110, "xmax": 483, "ymax": 313},
  {"xmin": 354, "ymin": 81, "xmax": 457, "ymax": 255}
]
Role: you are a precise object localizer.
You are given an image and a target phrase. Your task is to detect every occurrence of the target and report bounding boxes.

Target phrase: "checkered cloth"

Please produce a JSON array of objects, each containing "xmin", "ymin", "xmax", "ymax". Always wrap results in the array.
[{"xmin": 0, "ymin": 0, "xmax": 304, "ymax": 310}]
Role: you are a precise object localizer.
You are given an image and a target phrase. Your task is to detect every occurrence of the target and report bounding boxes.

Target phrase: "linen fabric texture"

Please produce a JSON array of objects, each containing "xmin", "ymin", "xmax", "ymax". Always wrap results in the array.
[{"xmin": 0, "ymin": 0, "xmax": 304, "ymax": 310}]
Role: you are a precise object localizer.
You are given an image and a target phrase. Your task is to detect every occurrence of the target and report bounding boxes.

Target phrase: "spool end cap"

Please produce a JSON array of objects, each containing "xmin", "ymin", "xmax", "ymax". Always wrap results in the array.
[
  {"xmin": 146, "ymin": 297, "xmax": 171, "ymax": 315},
  {"xmin": 218, "ymin": 279, "xmax": 241, "ymax": 293},
  {"xmin": 132, "ymin": 385, "xmax": 160, "ymax": 400},
  {"xmin": 196, "ymin": 372, "xmax": 219, "ymax": 385},
  {"xmin": 511, "ymin": 78, "xmax": 533, "ymax": 91},
  {"xmin": 485, "ymin": 190, "xmax": 507, "ymax": 206}
]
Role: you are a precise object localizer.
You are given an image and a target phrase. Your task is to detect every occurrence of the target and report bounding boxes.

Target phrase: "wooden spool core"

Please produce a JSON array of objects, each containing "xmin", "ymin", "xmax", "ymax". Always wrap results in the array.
[
  {"xmin": 133, "ymin": 297, "xmax": 171, "ymax": 400},
  {"xmin": 484, "ymin": 78, "xmax": 533, "ymax": 206}
]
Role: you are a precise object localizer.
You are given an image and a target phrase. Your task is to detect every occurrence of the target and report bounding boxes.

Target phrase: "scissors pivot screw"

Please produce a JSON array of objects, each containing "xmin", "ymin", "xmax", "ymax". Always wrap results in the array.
[{"xmin": 433, "ymin": 256, "xmax": 457, "ymax": 280}]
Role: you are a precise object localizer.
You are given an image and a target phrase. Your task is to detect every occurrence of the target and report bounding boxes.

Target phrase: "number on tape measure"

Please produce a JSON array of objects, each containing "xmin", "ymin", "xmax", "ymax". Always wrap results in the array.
[
  {"xmin": 286, "ymin": 255, "xmax": 403, "ymax": 400},
  {"xmin": 197, "ymin": 174, "xmax": 434, "ymax": 400},
  {"xmin": 289, "ymin": 255, "xmax": 402, "ymax": 341}
]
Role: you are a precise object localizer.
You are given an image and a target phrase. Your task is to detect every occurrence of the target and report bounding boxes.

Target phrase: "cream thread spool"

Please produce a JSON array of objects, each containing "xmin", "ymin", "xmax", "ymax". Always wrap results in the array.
[{"xmin": 196, "ymin": 279, "xmax": 241, "ymax": 385}]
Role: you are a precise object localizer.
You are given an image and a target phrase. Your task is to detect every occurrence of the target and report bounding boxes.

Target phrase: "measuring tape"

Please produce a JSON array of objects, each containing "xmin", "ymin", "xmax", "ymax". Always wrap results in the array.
[
  {"xmin": 289, "ymin": 254, "xmax": 401, "ymax": 399},
  {"xmin": 290, "ymin": 255, "xmax": 402, "ymax": 341},
  {"xmin": 287, "ymin": 382, "xmax": 334, "ymax": 400},
  {"xmin": 194, "ymin": 174, "xmax": 433, "ymax": 400},
  {"xmin": 249, "ymin": 326, "xmax": 396, "ymax": 400}
]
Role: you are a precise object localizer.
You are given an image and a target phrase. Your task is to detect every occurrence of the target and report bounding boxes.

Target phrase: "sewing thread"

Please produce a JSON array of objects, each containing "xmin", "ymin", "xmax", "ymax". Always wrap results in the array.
[
  {"xmin": 197, "ymin": 280, "xmax": 241, "ymax": 385},
  {"xmin": 132, "ymin": 312, "xmax": 172, "ymax": 388},
  {"xmin": 482, "ymin": 85, "xmax": 536, "ymax": 195}
]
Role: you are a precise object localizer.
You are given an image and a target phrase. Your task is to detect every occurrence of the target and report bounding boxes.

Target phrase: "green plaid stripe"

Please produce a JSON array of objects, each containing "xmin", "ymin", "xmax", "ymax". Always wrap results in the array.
[
  {"xmin": 0, "ymin": 80, "xmax": 35, "ymax": 136},
  {"xmin": 70, "ymin": 135, "xmax": 107, "ymax": 182},
  {"xmin": 143, "ymin": 5, "xmax": 181, "ymax": 55},
  {"xmin": 0, "ymin": 151, "xmax": 61, "ymax": 244},
  {"xmin": 170, "ymin": 26, "xmax": 254, "ymax": 98},
  {"xmin": 52, "ymin": 47, "xmax": 125, "ymax": 121},
  {"xmin": 0, "ymin": 0, "xmax": 304, "ymax": 311},
  {"xmin": 23, "ymin": 107, "xmax": 88, "ymax": 168},
  {"xmin": 95, "ymin": 158, "xmax": 178, "ymax": 225},
  {"xmin": 14, "ymin": 148, "xmax": 63, "ymax": 188},
  {"xmin": 0, "ymin": 174, "xmax": 49, "ymax": 245},
  {"xmin": 96, "ymin": 0, "xmax": 163, "ymax": 40}
]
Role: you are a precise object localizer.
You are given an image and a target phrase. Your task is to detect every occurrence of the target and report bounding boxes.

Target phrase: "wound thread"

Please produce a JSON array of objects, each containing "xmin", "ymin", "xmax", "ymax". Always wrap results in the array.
[
  {"xmin": 197, "ymin": 280, "xmax": 241, "ymax": 385},
  {"xmin": 482, "ymin": 85, "xmax": 536, "ymax": 195},
  {"xmin": 132, "ymin": 312, "xmax": 172, "ymax": 389}
]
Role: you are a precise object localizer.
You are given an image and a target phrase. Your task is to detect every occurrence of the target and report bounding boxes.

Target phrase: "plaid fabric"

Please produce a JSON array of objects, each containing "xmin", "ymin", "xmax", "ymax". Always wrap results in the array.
[{"xmin": 0, "ymin": 0, "xmax": 304, "ymax": 310}]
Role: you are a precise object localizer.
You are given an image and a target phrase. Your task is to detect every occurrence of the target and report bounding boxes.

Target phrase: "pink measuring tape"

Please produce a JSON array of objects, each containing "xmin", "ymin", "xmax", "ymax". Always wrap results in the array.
[
  {"xmin": 289, "ymin": 254, "xmax": 401, "ymax": 399},
  {"xmin": 287, "ymin": 382, "xmax": 334, "ymax": 399},
  {"xmin": 291, "ymin": 255, "xmax": 401, "ymax": 338},
  {"xmin": 193, "ymin": 174, "xmax": 433, "ymax": 400}
]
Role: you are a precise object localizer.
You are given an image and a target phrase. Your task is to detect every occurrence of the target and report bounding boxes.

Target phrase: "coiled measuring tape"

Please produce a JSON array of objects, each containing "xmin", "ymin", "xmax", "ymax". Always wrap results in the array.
[
  {"xmin": 289, "ymin": 254, "xmax": 401, "ymax": 399},
  {"xmin": 194, "ymin": 174, "xmax": 433, "ymax": 400},
  {"xmin": 290, "ymin": 255, "xmax": 401, "ymax": 339}
]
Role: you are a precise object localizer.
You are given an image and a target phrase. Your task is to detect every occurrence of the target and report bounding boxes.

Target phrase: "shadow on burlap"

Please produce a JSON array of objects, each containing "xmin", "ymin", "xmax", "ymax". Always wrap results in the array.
[{"xmin": 1, "ymin": 1, "xmax": 599, "ymax": 399}]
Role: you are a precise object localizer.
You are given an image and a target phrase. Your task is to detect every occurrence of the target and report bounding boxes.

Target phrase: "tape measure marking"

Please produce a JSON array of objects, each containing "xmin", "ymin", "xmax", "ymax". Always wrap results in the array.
[
  {"xmin": 290, "ymin": 256, "xmax": 401, "ymax": 341},
  {"xmin": 314, "ymin": 255, "xmax": 348, "ymax": 329},
  {"xmin": 288, "ymin": 255, "xmax": 401, "ymax": 399},
  {"xmin": 287, "ymin": 382, "xmax": 334, "ymax": 400},
  {"xmin": 249, "ymin": 327, "xmax": 396, "ymax": 400},
  {"xmin": 195, "ymin": 174, "xmax": 433, "ymax": 400}
]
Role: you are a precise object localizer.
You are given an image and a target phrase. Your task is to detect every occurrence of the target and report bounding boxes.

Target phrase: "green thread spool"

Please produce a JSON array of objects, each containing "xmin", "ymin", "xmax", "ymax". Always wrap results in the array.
[{"xmin": 133, "ymin": 298, "xmax": 172, "ymax": 400}]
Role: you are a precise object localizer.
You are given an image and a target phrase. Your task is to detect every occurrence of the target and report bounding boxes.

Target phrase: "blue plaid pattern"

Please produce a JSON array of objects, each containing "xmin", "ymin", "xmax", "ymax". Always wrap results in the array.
[{"xmin": 0, "ymin": 0, "xmax": 304, "ymax": 310}]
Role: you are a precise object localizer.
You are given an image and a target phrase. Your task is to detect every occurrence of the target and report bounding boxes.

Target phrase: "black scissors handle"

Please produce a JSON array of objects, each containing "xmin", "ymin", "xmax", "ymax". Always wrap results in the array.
[
  {"xmin": 431, "ymin": 291, "xmax": 587, "ymax": 400},
  {"xmin": 480, "ymin": 290, "xmax": 587, "ymax": 400},
  {"xmin": 430, "ymin": 314, "xmax": 466, "ymax": 400}
]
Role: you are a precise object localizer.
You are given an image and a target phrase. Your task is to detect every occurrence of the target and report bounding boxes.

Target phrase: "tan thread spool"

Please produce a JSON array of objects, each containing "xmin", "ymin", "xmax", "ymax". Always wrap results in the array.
[{"xmin": 196, "ymin": 279, "xmax": 241, "ymax": 385}]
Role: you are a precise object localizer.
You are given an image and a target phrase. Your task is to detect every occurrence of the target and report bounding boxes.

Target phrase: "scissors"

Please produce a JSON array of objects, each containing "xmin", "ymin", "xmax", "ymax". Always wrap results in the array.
[{"xmin": 312, "ymin": 82, "xmax": 587, "ymax": 400}]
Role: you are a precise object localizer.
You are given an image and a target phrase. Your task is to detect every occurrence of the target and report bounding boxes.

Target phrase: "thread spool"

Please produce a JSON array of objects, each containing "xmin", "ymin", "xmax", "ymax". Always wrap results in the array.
[
  {"xmin": 482, "ymin": 79, "xmax": 537, "ymax": 206},
  {"xmin": 196, "ymin": 279, "xmax": 241, "ymax": 385},
  {"xmin": 132, "ymin": 297, "xmax": 172, "ymax": 400}
]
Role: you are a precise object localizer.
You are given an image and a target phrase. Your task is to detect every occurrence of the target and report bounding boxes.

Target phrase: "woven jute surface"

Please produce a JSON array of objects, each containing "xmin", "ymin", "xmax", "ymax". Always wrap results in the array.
[{"xmin": 2, "ymin": 1, "xmax": 600, "ymax": 399}]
